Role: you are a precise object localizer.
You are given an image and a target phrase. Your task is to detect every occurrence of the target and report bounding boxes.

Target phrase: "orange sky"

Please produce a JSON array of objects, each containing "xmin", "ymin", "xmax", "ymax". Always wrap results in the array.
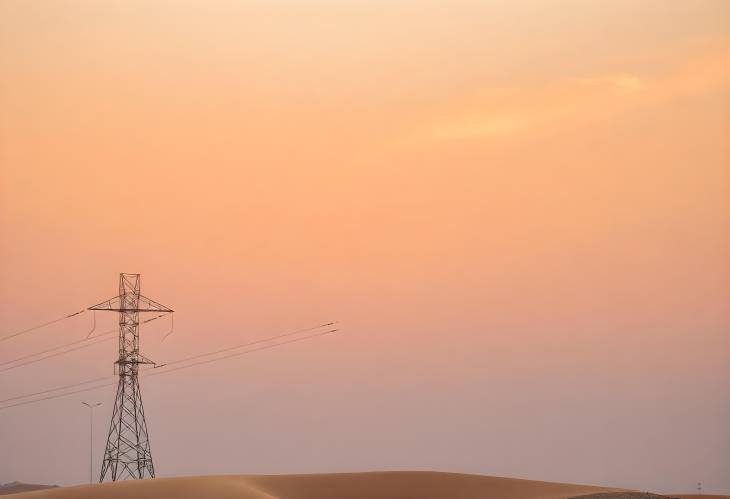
[{"xmin": 1, "ymin": 0, "xmax": 729, "ymax": 493}]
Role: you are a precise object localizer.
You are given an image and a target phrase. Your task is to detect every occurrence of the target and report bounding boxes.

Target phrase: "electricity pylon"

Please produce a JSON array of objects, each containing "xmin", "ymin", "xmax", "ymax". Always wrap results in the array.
[{"xmin": 89, "ymin": 273, "xmax": 172, "ymax": 482}]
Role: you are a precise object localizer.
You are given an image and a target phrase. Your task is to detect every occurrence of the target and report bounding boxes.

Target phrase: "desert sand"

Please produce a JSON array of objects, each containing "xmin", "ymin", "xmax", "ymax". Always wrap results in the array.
[{"xmin": 10, "ymin": 472, "xmax": 730, "ymax": 499}]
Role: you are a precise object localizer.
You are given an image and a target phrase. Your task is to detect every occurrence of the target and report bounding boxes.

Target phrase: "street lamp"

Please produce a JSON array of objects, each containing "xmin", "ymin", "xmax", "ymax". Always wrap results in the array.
[{"xmin": 81, "ymin": 402, "xmax": 102, "ymax": 485}]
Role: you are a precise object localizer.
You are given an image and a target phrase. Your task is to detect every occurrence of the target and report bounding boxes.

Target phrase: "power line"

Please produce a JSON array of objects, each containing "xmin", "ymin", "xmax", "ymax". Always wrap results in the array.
[
  {"xmin": 0, "ymin": 327, "xmax": 340, "ymax": 412},
  {"xmin": 85, "ymin": 310, "xmax": 97, "ymax": 338},
  {"xmin": 0, "ymin": 330, "xmax": 115, "ymax": 368},
  {"xmin": 148, "ymin": 328, "xmax": 338, "ymax": 378},
  {"xmin": 0, "ymin": 309, "xmax": 86, "ymax": 342},
  {"xmin": 0, "ymin": 336, "xmax": 115, "ymax": 373},
  {"xmin": 155, "ymin": 322, "xmax": 336, "ymax": 368},
  {"xmin": 0, "ymin": 374, "xmax": 114, "ymax": 404},
  {"xmin": 161, "ymin": 313, "xmax": 174, "ymax": 342},
  {"xmin": 0, "ymin": 381, "xmax": 118, "ymax": 411},
  {"xmin": 0, "ymin": 313, "xmax": 169, "ymax": 372},
  {"xmin": 1, "ymin": 321, "xmax": 329, "ymax": 402}
]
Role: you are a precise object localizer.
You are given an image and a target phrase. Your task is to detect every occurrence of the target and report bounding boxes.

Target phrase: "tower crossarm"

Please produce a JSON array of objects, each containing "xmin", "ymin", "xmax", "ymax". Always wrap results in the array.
[{"xmin": 88, "ymin": 294, "xmax": 173, "ymax": 313}]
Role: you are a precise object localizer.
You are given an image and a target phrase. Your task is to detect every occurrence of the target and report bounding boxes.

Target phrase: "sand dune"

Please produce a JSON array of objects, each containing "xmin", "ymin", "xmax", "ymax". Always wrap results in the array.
[
  {"xmin": 572, "ymin": 495, "xmax": 730, "ymax": 499},
  {"xmin": 10, "ymin": 472, "xmax": 729, "ymax": 499}
]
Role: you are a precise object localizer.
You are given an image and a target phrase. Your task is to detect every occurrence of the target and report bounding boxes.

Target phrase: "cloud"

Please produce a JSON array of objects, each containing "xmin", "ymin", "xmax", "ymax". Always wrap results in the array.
[{"xmin": 413, "ymin": 41, "xmax": 730, "ymax": 143}]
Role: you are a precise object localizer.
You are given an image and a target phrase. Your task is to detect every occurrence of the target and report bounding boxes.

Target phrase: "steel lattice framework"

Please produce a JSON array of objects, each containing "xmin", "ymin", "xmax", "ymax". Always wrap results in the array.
[{"xmin": 89, "ymin": 273, "xmax": 172, "ymax": 482}]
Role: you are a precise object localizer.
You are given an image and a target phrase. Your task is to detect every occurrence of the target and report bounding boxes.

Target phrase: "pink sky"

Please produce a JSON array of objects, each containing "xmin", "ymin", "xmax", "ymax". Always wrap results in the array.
[{"xmin": 1, "ymin": 0, "xmax": 728, "ymax": 493}]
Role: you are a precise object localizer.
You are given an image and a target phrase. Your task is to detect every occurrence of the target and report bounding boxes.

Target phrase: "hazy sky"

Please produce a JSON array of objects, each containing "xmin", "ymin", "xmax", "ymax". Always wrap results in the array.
[{"xmin": 1, "ymin": 0, "xmax": 728, "ymax": 493}]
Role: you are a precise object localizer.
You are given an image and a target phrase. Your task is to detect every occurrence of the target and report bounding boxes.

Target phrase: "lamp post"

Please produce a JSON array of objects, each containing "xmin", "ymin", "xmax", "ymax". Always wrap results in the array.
[{"xmin": 81, "ymin": 402, "xmax": 102, "ymax": 485}]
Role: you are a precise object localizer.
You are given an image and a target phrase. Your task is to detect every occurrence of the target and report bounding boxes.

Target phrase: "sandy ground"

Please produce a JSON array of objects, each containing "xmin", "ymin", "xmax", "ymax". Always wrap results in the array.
[{"xmin": 9, "ymin": 472, "xmax": 730, "ymax": 499}]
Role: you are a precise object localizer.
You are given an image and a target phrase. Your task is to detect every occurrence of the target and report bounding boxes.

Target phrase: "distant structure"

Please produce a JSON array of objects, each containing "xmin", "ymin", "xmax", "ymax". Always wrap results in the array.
[
  {"xmin": 0, "ymin": 482, "xmax": 58, "ymax": 495},
  {"xmin": 89, "ymin": 274, "xmax": 173, "ymax": 482}
]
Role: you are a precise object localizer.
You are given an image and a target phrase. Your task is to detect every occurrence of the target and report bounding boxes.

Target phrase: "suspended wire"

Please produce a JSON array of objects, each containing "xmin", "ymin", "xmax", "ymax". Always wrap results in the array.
[
  {"xmin": 2, "ymin": 321, "xmax": 334, "ymax": 397},
  {"xmin": 0, "ymin": 374, "xmax": 114, "ymax": 404},
  {"xmin": 161, "ymin": 313, "xmax": 174, "ymax": 342},
  {"xmin": 148, "ymin": 328, "xmax": 339, "ymax": 378},
  {"xmin": 155, "ymin": 321, "xmax": 336, "ymax": 368},
  {"xmin": 85, "ymin": 326, "xmax": 116, "ymax": 340},
  {"xmin": 0, "ymin": 326, "xmax": 340, "ymax": 411},
  {"xmin": 85, "ymin": 310, "xmax": 96, "ymax": 338},
  {"xmin": 0, "ymin": 309, "xmax": 86, "ymax": 343},
  {"xmin": 0, "ymin": 330, "xmax": 114, "ymax": 368},
  {"xmin": 86, "ymin": 313, "xmax": 166, "ymax": 340},
  {"xmin": 0, "ymin": 381, "xmax": 118, "ymax": 411},
  {"xmin": 0, "ymin": 313, "xmax": 169, "ymax": 372},
  {"xmin": 0, "ymin": 335, "xmax": 115, "ymax": 373}
]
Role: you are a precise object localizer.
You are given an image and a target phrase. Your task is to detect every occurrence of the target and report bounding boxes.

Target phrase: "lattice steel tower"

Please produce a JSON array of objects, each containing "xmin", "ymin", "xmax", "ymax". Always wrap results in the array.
[{"xmin": 89, "ymin": 273, "xmax": 173, "ymax": 482}]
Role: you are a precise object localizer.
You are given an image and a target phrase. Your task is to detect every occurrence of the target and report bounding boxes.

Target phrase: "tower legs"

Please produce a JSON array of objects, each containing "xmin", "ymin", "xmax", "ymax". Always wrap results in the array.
[{"xmin": 99, "ymin": 373, "xmax": 154, "ymax": 481}]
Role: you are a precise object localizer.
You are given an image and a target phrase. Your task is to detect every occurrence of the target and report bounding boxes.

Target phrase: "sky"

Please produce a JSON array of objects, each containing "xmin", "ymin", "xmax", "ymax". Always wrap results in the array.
[{"xmin": 0, "ymin": 0, "xmax": 729, "ymax": 493}]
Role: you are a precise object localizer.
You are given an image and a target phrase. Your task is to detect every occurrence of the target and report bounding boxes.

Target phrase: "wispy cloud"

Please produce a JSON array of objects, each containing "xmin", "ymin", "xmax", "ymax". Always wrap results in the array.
[{"xmin": 412, "ymin": 41, "xmax": 730, "ymax": 143}]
